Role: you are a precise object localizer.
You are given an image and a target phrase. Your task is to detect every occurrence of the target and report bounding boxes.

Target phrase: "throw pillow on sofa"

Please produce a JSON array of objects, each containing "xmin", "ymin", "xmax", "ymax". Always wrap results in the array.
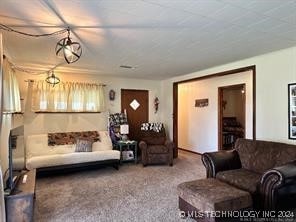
[{"xmin": 75, "ymin": 139, "xmax": 93, "ymax": 152}]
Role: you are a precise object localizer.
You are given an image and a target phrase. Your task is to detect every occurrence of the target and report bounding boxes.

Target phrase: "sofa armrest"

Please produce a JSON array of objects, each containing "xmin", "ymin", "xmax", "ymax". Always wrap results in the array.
[
  {"xmin": 165, "ymin": 140, "xmax": 174, "ymax": 166},
  {"xmin": 165, "ymin": 140, "xmax": 174, "ymax": 150},
  {"xmin": 139, "ymin": 141, "xmax": 147, "ymax": 150},
  {"xmin": 139, "ymin": 141, "xmax": 148, "ymax": 166},
  {"xmin": 201, "ymin": 150, "xmax": 241, "ymax": 178},
  {"xmin": 260, "ymin": 160, "xmax": 296, "ymax": 210}
]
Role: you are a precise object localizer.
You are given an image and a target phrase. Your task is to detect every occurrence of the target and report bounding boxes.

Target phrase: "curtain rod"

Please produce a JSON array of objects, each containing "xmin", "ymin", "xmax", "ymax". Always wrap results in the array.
[{"xmin": 24, "ymin": 79, "xmax": 106, "ymax": 86}]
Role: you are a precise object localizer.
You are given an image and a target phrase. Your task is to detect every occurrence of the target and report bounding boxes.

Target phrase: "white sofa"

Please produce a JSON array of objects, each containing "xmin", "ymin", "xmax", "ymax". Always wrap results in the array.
[{"xmin": 26, "ymin": 131, "xmax": 120, "ymax": 171}]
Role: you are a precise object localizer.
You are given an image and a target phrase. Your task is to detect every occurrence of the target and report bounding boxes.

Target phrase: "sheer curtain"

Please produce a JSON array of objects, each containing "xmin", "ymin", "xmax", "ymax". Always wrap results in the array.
[
  {"xmin": 2, "ymin": 57, "xmax": 21, "ymax": 113},
  {"xmin": 83, "ymin": 83, "xmax": 105, "ymax": 112},
  {"xmin": 0, "ymin": 32, "xmax": 7, "ymax": 222},
  {"xmin": 32, "ymin": 81, "xmax": 105, "ymax": 112}
]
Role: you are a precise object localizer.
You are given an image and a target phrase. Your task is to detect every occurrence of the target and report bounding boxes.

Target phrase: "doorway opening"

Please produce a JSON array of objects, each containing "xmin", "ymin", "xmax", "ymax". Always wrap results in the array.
[
  {"xmin": 172, "ymin": 65, "xmax": 256, "ymax": 154},
  {"xmin": 218, "ymin": 84, "xmax": 246, "ymax": 150}
]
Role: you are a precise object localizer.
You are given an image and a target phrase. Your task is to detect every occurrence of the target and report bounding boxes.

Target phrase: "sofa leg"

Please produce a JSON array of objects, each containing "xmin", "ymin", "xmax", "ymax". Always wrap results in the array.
[
  {"xmin": 169, "ymin": 163, "xmax": 173, "ymax": 167},
  {"xmin": 113, "ymin": 163, "xmax": 119, "ymax": 170}
]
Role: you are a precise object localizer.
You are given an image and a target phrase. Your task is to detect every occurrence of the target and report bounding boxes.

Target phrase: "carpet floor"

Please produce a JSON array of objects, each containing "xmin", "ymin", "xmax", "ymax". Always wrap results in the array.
[{"xmin": 34, "ymin": 151, "xmax": 206, "ymax": 222}]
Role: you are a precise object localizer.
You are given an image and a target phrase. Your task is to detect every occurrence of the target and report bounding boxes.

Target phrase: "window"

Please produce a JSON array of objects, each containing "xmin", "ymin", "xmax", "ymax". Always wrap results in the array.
[{"xmin": 32, "ymin": 81, "xmax": 105, "ymax": 112}]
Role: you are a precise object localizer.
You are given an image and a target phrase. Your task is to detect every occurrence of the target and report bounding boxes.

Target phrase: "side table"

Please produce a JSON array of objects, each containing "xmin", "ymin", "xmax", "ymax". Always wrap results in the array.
[{"xmin": 117, "ymin": 140, "xmax": 138, "ymax": 164}]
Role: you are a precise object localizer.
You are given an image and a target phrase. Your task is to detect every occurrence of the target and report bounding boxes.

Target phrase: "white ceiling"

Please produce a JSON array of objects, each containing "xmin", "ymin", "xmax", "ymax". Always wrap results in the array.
[{"xmin": 0, "ymin": 0, "xmax": 296, "ymax": 80}]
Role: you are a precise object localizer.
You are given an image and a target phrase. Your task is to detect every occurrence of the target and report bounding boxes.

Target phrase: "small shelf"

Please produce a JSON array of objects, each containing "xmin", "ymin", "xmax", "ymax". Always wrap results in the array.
[
  {"xmin": 121, "ymin": 158, "xmax": 136, "ymax": 163},
  {"xmin": 116, "ymin": 141, "xmax": 138, "ymax": 164}
]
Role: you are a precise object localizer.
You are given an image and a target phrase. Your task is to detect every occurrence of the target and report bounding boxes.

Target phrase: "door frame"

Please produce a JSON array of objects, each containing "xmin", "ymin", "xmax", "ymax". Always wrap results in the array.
[
  {"xmin": 173, "ymin": 65, "xmax": 256, "ymax": 152},
  {"xmin": 218, "ymin": 83, "xmax": 246, "ymax": 150}
]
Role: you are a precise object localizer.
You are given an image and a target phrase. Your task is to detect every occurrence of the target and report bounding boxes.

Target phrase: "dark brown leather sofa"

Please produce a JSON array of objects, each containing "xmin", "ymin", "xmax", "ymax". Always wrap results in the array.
[
  {"xmin": 202, "ymin": 138, "xmax": 296, "ymax": 210},
  {"xmin": 139, "ymin": 128, "xmax": 174, "ymax": 166}
]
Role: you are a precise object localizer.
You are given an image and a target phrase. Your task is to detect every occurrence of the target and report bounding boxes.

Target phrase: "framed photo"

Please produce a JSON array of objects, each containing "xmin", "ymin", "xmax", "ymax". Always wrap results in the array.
[
  {"xmin": 195, "ymin": 98, "xmax": 209, "ymax": 107},
  {"xmin": 288, "ymin": 83, "xmax": 296, "ymax": 139}
]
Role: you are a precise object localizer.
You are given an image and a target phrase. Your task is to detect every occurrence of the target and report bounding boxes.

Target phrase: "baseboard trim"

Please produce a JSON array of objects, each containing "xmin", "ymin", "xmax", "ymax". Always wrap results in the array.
[{"xmin": 178, "ymin": 148, "xmax": 201, "ymax": 156}]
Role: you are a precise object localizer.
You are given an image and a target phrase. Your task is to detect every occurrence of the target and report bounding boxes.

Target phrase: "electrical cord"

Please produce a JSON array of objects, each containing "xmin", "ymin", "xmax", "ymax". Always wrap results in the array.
[
  {"xmin": 0, "ymin": 23, "xmax": 76, "ymax": 76},
  {"xmin": 4, "ymin": 57, "xmax": 66, "ymax": 75},
  {"xmin": 8, "ymin": 60, "xmax": 65, "ymax": 75},
  {"xmin": 0, "ymin": 23, "xmax": 68, "ymax": 37},
  {"xmin": 0, "ymin": 22, "xmax": 68, "ymax": 75}
]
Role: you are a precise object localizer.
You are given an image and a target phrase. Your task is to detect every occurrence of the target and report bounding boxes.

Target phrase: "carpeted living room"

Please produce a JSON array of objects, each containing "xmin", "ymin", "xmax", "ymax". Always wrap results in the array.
[
  {"xmin": 34, "ymin": 151, "xmax": 204, "ymax": 221},
  {"xmin": 1, "ymin": 1, "xmax": 296, "ymax": 222}
]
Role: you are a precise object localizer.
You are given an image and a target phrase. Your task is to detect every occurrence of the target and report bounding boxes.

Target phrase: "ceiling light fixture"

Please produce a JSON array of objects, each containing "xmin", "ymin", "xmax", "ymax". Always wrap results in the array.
[
  {"xmin": 0, "ymin": 24, "xmax": 82, "ymax": 64},
  {"xmin": 55, "ymin": 28, "xmax": 82, "ymax": 64},
  {"xmin": 46, "ymin": 71, "xmax": 60, "ymax": 86}
]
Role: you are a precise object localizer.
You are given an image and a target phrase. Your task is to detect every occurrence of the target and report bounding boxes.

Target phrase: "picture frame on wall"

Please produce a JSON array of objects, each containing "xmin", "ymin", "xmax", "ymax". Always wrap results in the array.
[
  {"xmin": 195, "ymin": 98, "xmax": 209, "ymax": 107},
  {"xmin": 288, "ymin": 83, "xmax": 296, "ymax": 139}
]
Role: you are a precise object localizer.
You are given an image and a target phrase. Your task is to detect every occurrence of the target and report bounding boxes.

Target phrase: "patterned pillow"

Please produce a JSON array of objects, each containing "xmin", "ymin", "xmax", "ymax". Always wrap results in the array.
[
  {"xmin": 140, "ymin": 123, "xmax": 163, "ymax": 132},
  {"xmin": 109, "ymin": 113, "xmax": 128, "ymax": 126},
  {"xmin": 75, "ymin": 139, "xmax": 93, "ymax": 152},
  {"xmin": 48, "ymin": 131, "xmax": 100, "ymax": 146}
]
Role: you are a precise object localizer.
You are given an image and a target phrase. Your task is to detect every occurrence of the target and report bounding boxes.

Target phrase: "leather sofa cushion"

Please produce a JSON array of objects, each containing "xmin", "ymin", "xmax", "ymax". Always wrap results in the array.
[
  {"xmin": 216, "ymin": 168, "xmax": 261, "ymax": 194},
  {"xmin": 147, "ymin": 145, "xmax": 168, "ymax": 154},
  {"xmin": 235, "ymin": 139, "xmax": 296, "ymax": 174}
]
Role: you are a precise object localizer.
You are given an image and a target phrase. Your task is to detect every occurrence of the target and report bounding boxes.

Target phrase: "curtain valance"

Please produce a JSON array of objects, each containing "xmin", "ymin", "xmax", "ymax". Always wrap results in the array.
[{"xmin": 32, "ymin": 81, "xmax": 105, "ymax": 112}]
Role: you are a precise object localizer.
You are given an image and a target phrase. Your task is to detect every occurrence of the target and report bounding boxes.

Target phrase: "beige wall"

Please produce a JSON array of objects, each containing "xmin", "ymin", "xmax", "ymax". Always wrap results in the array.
[
  {"xmin": 177, "ymin": 71, "xmax": 252, "ymax": 153},
  {"xmin": 16, "ymin": 72, "xmax": 162, "ymax": 136},
  {"xmin": 162, "ymin": 46, "xmax": 296, "ymax": 151},
  {"xmin": 4, "ymin": 45, "xmax": 296, "ymax": 156}
]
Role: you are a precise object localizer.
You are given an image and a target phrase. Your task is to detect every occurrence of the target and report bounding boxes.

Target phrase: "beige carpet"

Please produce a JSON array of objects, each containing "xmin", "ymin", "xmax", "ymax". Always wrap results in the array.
[{"xmin": 34, "ymin": 151, "xmax": 206, "ymax": 222}]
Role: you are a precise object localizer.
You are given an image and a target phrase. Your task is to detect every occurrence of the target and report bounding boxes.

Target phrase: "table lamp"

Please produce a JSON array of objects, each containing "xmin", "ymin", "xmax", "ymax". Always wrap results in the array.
[{"xmin": 120, "ymin": 124, "xmax": 129, "ymax": 141}]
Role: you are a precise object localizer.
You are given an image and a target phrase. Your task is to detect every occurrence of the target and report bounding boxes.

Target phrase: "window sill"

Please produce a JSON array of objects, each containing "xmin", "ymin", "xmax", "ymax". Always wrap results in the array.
[{"xmin": 3, "ymin": 112, "xmax": 24, "ymax": 115}]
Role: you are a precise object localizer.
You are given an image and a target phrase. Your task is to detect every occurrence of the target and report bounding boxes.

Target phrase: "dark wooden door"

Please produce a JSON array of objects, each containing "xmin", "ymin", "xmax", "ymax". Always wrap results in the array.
[{"xmin": 121, "ymin": 89, "xmax": 149, "ymax": 141}]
